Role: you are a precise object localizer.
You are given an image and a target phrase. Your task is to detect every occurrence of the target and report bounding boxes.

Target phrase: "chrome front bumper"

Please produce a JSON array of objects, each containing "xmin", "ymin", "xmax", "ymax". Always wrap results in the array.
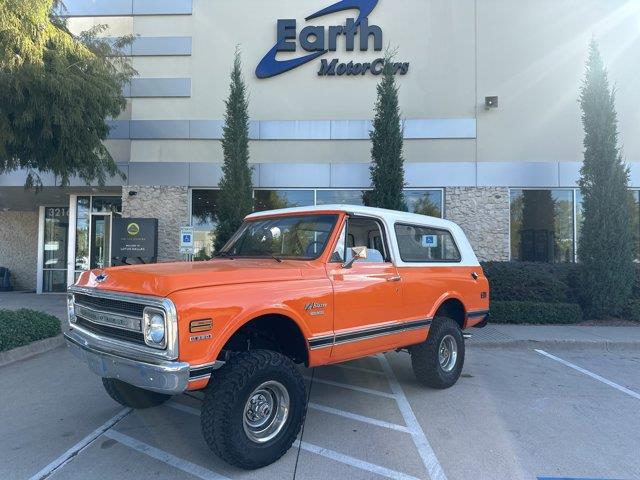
[{"xmin": 65, "ymin": 330, "xmax": 190, "ymax": 395}]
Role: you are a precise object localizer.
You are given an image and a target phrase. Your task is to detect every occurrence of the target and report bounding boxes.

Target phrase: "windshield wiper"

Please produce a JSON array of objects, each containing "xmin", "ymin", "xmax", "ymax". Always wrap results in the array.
[
  {"xmin": 271, "ymin": 254, "xmax": 283, "ymax": 263},
  {"xmin": 213, "ymin": 251, "xmax": 234, "ymax": 260}
]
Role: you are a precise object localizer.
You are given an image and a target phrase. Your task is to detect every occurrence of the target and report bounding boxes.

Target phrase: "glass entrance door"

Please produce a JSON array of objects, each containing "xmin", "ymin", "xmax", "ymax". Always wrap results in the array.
[
  {"xmin": 90, "ymin": 215, "xmax": 111, "ymax": 269},
  {"xmin": 42, "ymin": 207, "xmax": 69, "ymax": 293}
]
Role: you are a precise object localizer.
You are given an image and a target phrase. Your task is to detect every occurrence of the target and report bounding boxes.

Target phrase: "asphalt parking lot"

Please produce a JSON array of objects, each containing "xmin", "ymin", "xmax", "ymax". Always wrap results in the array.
[{"xmin": 1, "ymin": 344, "xmax": 638, "ymax": 480}]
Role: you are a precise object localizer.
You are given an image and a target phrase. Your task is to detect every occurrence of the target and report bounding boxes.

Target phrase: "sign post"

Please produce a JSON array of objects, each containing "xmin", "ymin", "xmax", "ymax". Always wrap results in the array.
[{"xmin": 180, "ymin": 226, "xmax": 195, "ymax": 260}]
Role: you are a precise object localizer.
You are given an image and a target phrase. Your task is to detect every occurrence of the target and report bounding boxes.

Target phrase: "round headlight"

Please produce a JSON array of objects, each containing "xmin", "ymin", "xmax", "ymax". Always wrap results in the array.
[{"xmin": 147, "ymin": 313, "xmax": 165, "ymax": 344}]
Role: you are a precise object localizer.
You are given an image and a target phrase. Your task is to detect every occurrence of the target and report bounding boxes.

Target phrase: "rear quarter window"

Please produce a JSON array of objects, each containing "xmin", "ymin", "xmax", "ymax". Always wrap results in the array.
[{"xmin": 394, "ymin": 223, "xmax": 461, "ymax": 263}]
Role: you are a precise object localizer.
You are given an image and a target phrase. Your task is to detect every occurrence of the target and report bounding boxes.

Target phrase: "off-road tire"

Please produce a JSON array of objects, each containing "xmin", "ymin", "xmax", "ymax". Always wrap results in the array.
[
  {"xmin": 410, "ymin": 316, "xmax": 465, "ymax": 389},
  {"xmin": 102, "ymin": 378, "xmax": 171, "ymax": 409},
  {"xmin": 201, "ymin": 350, "xmax": 306, "ymax": 470}
]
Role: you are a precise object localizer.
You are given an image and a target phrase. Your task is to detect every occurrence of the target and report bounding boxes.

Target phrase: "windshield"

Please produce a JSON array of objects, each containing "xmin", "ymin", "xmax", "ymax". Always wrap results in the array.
[{"xmin": 221, "ymin": 214, "xmax": 339, "ymax": 260}]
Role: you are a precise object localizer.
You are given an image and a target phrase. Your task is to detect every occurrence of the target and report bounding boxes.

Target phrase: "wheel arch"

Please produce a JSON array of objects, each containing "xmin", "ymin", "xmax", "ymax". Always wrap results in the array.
[
  {"xmin": 432, "ymin": 296, "xmax": 467, "ymax": 330},
  {"xmin": 217, "ymin": 311, "xmax": 310, "ymax": 366}
]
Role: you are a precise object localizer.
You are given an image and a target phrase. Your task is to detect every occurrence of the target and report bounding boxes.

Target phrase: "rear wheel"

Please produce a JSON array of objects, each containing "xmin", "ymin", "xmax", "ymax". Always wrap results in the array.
[
  {"xmin": 102, "ymin": 378, "xmax": 171, "ymax": 409},
  {"xmin": 410, "ymin": 316, "xmax": 465, "ymax": 389},
  {"xmin": 201, "ymin": 350, "xmax": 306, "ymax": 469}
]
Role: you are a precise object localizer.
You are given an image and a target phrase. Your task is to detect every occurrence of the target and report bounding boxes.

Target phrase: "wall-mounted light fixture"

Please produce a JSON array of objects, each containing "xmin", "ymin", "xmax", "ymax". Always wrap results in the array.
[{"xmin": 485, "ymin": 96, "xmax": 499, "ymax": 110}]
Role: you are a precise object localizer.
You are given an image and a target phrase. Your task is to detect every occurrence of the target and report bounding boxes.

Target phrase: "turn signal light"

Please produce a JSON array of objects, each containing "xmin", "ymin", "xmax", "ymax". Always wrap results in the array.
[{"xmin": 190, "ymin": 319, "xmax": 213, "ymax": 333}]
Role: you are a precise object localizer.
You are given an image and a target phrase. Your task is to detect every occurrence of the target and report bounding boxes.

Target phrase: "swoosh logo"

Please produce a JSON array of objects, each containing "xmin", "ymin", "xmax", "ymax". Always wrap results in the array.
[
  {"xmin": 305, "ymin": 0, "xmax": 378, "ymax": 26},
  {"xmin": 255, "ymin": 0, "xmax": 379, "ymax": 79}
]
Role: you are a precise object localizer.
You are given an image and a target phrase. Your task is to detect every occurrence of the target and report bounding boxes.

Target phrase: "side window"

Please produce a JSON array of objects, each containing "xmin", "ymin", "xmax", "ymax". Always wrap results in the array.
[
  {"xmin": 394, "ymin": 224, "xmax": 461, "ymax": 263},
  {"xmin": 346, "ymin": 217, "xmax": 389, "ymax": 263}
]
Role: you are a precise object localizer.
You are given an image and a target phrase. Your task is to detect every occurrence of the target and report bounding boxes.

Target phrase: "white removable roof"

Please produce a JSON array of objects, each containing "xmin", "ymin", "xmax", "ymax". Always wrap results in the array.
[{"xmin": 246, "ymin": 205, "xmax": 480, "ymax": 267}]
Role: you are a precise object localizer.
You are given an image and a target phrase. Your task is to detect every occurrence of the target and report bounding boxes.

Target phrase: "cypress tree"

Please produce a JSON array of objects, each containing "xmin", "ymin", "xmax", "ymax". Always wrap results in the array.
[
  {"xmin": 368, "ymin": 52, "xmax": 406, "ymax": 211},
  {"xmin": 577, "ymin": 40, "xmax": 634, "ymax": 318},
  {"xmin": 214, "ymin": 49, "xmax": 253, "ymax": 251}
]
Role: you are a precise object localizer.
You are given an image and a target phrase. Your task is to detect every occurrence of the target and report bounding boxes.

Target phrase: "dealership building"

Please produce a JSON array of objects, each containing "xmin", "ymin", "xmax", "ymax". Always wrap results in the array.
[{"xmin": 1, "ymin": 0, "xmax": 640, "ymax": 293}]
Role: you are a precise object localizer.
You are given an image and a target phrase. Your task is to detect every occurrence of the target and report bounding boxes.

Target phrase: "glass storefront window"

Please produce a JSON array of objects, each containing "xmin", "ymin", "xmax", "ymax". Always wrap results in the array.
[
  {"xmin": 192, "ymin": 190, "xmax": 220, "ymax": 260},
  {"xmin": 75, "ymin": 197, "xmax": 90, "ymax": 272},
  {"xmin": 254, "ymin": 190, "xmax": 314, "ymax": 212},
  {"xmin": 510, "ymin": 189, "xmax": 575, "ymax": 263},
  {"xmin": 577, "ymin": 189, "xmax": 640, "ymax": 262},
  {"xmin": 43, "ymin": 207, "xmax": 69, "ymax": 292},
  {"xmin": 316, "ymin": 190, "xmax": 367, "ymax": 206},
  {"xmin": 91, "ymin": 196, "xmax": 122, "ymax": 215},
  {"xmin": 405, "ymin": 190, "xmax": 443, "ymax": 218}
]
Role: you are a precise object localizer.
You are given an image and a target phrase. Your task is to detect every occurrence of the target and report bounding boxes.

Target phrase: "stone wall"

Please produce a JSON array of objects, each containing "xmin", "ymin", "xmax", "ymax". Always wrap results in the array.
[
  {"xmin": 121, "ymin": 186, "xmax": 189, "ymax": 262},
  {"xmin": 444, "ymin": 187, "xmax": 510, "ymax": 261},
  {"xmin": 0, "ymin": 211, "xmax": 39, "ymax": 291}
]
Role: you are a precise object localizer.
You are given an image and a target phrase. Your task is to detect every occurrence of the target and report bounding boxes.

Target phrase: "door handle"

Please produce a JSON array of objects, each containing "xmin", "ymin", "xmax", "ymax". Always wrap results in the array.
[{"xmin": 386, "ymin": 275, "xmax": 402, "ymax": 282}]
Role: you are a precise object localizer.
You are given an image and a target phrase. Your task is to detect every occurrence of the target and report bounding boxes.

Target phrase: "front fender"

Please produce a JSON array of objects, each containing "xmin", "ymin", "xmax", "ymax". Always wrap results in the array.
[{"xmin": 168, "ymin": 278, "xmax": 333, "ymax": 367}]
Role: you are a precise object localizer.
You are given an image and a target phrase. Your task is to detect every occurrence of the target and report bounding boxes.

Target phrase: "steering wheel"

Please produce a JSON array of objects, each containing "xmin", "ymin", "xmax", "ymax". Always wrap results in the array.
[{"xmin": 305, "ymin": 241, "xmax": 325, "ymax": 257}]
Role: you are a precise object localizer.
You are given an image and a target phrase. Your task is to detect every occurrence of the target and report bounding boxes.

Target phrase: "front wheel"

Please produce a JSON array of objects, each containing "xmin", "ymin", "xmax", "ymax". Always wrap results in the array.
[
  {"xmin": 201, "ymin": 350, "xmax": 306, "ymax": 470},
  {"xmin": 410, "ymin": 316, "xmax": 465, "ymax": 389},
  {"xmin": 102, "ymin": 378, "xmax": 171, "ymax": 409}
]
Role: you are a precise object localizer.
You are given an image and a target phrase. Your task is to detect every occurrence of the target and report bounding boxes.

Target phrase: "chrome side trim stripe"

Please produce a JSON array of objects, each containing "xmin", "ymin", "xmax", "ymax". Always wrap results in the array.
[
  {"xmin": 467, "ymin": 309, "xmax": 489, "ymax": 318},
  {"xmin": 309, "ymin": 319, "xmax": 432, "ymax": 350},
  {"xmin": 188, "ymin": 361, "xmax": 225, "ymax": 379}
]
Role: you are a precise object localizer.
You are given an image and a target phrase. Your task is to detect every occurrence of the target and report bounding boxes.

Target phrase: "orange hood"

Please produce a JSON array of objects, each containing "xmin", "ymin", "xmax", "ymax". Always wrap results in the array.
[{"xmin": 75, "ymin": 259, "xmax": 307, "ymax": 297}]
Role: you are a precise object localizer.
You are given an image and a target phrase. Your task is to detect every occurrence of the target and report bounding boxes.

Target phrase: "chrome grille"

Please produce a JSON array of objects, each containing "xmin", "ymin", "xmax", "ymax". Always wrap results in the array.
[
  {"xmin": 68, "ymin": 286, "xmax": 179, "ymax": 361},
  {"xmin": 73, "ymin": 292, "xmax": 146, "ymax": 346},
  {"xmin": 75, "ymin": 317, "xmax": 145, "ymax": 345},
  {"xmin": 74, "ymin": 293, "xmax": 145, "ymax": 317}
]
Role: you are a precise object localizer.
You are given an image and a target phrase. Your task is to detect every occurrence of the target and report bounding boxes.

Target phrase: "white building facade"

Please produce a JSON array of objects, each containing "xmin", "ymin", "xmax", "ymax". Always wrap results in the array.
[{"xmin": 2, "ymin": 0, "xmax": 640, "ymax": 292}]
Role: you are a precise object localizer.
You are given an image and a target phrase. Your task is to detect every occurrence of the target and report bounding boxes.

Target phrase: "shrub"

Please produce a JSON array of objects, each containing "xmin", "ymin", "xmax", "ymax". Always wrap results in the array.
[
  {"xmin": 490, "ymin": 301, "xmax": 583, "ymax": 325},
  {"xmin": 481, "ymin": 261, "xmax": 580, "ymax": 304},
  {"xmin": 625, "ymin": 300, "xmax": 640, "ymax": 322},
  {"xmin": 0, "ymin": 309, "xmax": 61, "ymax": 352}
]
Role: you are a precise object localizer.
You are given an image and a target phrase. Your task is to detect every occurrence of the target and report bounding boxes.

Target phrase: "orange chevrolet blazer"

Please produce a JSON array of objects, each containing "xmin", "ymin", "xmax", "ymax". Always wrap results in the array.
[{"xmin": 65, "ymin": 205, "xmax": 489, "ymax": 469}]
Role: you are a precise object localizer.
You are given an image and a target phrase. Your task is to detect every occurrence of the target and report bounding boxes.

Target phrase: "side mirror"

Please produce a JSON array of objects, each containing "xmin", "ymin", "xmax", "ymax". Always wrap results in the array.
[{"xmin": 342, "ymin": 246, "xmax": 368, "ymax": 269}]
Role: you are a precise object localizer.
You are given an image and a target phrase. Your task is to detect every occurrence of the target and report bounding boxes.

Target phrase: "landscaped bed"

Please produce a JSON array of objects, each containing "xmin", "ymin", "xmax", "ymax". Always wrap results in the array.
[
  {"xmin": 482, "ymin": 261, "xmax": 640, "ymax": 324},
  {"xmin": 0, "ymin": 309, "xmax": 61, "ymax": 352}
]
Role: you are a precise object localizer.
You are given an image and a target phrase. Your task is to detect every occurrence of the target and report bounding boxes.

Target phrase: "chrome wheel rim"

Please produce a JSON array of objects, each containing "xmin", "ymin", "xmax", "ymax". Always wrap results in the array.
[
  {"xmin": 242, "ymin": 380, "xmax": 290, "ymax": 444},
  {"xmin": 438, "ymin": 335, "xmax": 458, "ymax": 372}
]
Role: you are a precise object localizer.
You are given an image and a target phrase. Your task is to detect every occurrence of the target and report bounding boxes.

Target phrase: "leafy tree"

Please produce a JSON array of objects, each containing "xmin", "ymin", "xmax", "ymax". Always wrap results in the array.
[
  {"xmin": 0, "ymin": 0, "xmax": 134, "ymax": 188},
  {"xmin": 368, "ymin": 51, "xmax": 406, "ymax": 211},
  {"xmin": 214, "ymin": 49, "xmax": 253, "ymax": 251},
  {"xmin": 577, "ymin": 40, "xmax": 634, "ymax": 318}
]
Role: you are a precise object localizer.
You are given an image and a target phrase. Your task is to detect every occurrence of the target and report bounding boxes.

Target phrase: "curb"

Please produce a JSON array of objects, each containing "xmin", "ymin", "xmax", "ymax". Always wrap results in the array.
[
  {"xmin": 0, "ymin": 335, "xmax": 65, "ymax": 367},
  {"xmin": 468, "ymin": 339, "xmax": 640, "ymax": 352}
]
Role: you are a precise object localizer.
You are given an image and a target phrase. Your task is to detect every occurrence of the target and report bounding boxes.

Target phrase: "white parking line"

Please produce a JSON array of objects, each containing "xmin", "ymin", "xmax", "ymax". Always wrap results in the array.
[
  {"xmin": 308, "ymin": 402, "xmax": 411, "ymax": 433},
  {"xmin": 29, "ymin": 408, "xmax": 132, "ymax": 480},
  {"xmin": 535, "ymin": 349, "xmax": 640, "ymax": 401},
  {"xmin": 303, "ymin": 376, "xmax": 397, "ymax": 399},
  {"xmin": 378, "ymin": 354, "xmax": 448, "ymax": 480},
  {"xmin": 164, "ymin": 401, "xmax": 417, "ymax": 478},
  {"xmin": 294, "ymin": 440, "xmax": 423, "ymax": 480},
  {"xmin": 104, "ymin": 430, "xmax": 230, "ymax": 480}
]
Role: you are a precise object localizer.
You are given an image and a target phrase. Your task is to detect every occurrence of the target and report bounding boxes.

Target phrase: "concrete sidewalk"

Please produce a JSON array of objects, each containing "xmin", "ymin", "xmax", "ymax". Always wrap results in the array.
[
  {"xmin": 469, "ymin": 324, "xmax": 640, "ymax": 350},
  {"xmin": 0, "ymin": 291, "xmax": 66, "ymax": 320}
]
